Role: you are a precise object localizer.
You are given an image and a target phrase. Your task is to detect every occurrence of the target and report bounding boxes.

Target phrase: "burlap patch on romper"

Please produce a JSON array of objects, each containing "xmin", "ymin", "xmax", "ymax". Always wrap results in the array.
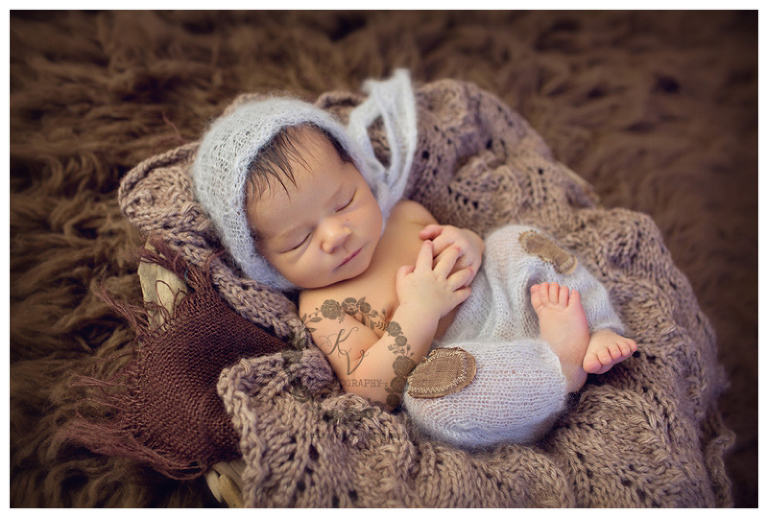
[
  {"xmin": 407, "ymin": 347, "xmax": 477, "ymax": 398},
  {"xmin": 519, "ymin": 230, "xmax": 578, "ymax": 274}
]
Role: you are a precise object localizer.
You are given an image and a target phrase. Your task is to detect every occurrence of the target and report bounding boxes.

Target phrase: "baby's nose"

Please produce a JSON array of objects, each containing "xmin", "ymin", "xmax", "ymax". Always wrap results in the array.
[{"xmin": 321, "ymin": 221, "xmax": 351, "ymax": 253}]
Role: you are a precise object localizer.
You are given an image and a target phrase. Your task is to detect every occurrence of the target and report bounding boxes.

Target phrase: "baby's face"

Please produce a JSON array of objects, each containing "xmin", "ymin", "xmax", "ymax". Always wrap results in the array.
[{"xmin": 246, "ymin": 127, "xmax": 383, "ymax": 289}]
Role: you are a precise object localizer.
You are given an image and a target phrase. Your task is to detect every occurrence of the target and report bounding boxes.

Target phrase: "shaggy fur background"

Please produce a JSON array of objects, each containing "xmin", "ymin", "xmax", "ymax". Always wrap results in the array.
[{"xmin": 9, "ymin": 11, "xmax": 757, "ymax": 507}]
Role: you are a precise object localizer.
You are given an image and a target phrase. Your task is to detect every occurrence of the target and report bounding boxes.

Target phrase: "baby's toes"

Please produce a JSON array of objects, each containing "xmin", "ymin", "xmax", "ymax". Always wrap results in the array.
[
  {"xmin": 617, "ymin": 339, "xmax": 637, "ymax": 358},
  {"xmin": 547, "ymin": 282, "xmax": 561, "ymax": 303},
  {"xmin": 583, "ymin": 353, "xmax": 602, "ymax": 374},
  {"xmin": 611, "ymin": 342, "xmax": 629, "ymax": 361},
  {"xmin": 530, "ymin": 284, "xmax": 544, "ymax": 308},
  {"xmin": 597, "ymin": 347, "xmax": 614, "ymax": 366}
]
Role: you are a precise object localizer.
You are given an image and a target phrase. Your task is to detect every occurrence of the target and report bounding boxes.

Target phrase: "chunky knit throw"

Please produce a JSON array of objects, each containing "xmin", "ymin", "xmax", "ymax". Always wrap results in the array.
[{"xmin": 118, "ymin": 77, "xmax": 733, "ymax": 506}]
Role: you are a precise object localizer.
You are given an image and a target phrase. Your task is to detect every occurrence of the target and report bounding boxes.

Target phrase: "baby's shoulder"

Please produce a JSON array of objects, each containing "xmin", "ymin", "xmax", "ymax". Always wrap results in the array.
[
  {"xmin": 297, "ymin": 277, "xmax": 364, "ymax": 324},
  {"xmin": 298, "ymin": 284, "xmax": 337, "ymax": 320},
  {"xmin": 389, "ymin": 199, "xmax": 437, "ymax": 226}
]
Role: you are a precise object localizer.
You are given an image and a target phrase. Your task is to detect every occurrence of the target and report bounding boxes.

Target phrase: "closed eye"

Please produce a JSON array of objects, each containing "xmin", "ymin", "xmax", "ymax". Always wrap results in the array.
[
  {"xmin": 337, "ymin": 191, "xmax": 356, "ymax": 212},
  {"xmin": 286, "ymin": 232, "xmax": 311, "ymax": 252}
]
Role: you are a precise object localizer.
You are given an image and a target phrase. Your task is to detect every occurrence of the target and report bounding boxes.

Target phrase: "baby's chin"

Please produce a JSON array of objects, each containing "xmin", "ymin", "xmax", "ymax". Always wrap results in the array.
[
  {"xmin": 289, "ymin": 248, "xmax": 375, "ymax": 289},
  {"xmin": 290, "ymin": 271, "xmax": 357, "ymax": 290}
]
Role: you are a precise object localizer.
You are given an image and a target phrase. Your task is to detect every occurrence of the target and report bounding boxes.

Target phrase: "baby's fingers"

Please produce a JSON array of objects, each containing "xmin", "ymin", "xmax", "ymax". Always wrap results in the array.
[
  {"xmin": 396, "ymin": 264, "xmax": 415, "ymax": 284},
  {"xmin": 414, "ymin": 240, "xmax": 435, "ymax": 271},
  {"xmin": 419, "ymin": 224, "xmax": 444, "ymax": 241},
  {"xmin": 433, "ymin": 246, "xmax": 462, "ymax": 277},
  {"xmin": 434, "ymin": 244, "xmax": 466, "ymax": 266},
  {"xmin": 447, "ymin": 266, "xmax": 474, "ymax": 290},
  {"xmin": 450, "ymin": 285, "xmax": 472, "ymax": 307}
]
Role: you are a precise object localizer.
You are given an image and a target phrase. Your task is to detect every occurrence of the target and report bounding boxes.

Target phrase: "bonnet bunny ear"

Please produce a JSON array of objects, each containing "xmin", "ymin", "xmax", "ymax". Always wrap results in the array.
[{"xmin": 346, "ymin": 69, "xmax": 418, "ymax": 222}]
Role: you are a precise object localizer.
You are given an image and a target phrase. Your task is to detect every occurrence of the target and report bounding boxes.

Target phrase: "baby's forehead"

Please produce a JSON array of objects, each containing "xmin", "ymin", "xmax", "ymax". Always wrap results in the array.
[
  {"xmin": 246, "ymin": 125, "xmax": 348, "ymax": 224},
  {"xmin": 245, "ymin": 179, "xmax": 298, "ymax": 240},
  {"xmin": 248, "ymin": 125, "xmax": 329, "ymax": 187}
]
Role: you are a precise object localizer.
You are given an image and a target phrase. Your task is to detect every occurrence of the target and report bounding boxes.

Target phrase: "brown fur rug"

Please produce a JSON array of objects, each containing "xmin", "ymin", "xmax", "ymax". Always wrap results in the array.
[{"xmin": 9, "ymin": 10, "xmax": 757, "ymax": 507}]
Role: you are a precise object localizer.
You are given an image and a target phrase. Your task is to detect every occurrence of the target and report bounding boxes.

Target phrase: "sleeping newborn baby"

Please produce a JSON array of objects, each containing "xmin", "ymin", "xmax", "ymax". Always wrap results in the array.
[{"xmin": 191, "ymin": 71, "xmax": 637, "ymax": 448}]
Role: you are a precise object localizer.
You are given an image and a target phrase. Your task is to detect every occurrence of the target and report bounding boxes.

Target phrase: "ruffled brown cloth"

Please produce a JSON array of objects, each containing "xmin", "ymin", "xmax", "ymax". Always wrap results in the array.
[
  {"xmin": 111, "ymin": 77, "xmax": 733, "ymax": 507},
  {"xmin": 69, "ymin": 241, "xmax": 285, "ymax": 479}
]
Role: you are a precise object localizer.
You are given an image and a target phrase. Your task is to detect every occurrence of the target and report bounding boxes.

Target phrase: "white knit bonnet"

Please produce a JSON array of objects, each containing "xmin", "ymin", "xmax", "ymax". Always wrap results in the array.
[{"xmin": 191, "ymin": 70, "xmax": 417, "ymax": 291}]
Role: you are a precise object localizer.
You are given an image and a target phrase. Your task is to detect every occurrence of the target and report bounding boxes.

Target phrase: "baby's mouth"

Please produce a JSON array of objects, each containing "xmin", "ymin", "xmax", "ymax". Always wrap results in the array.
[{"xmin": 338, "ymin": 247, "xmax": 362, "ymax": 269}]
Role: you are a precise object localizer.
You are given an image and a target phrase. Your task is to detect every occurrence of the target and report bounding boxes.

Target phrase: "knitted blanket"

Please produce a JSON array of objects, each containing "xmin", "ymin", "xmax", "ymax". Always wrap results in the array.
[{"xmin": 119, "ymin": 78, "xmax": 733, "ymax": 506}]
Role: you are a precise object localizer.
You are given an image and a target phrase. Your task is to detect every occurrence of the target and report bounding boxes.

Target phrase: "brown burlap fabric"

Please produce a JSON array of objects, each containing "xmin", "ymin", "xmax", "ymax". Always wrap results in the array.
[
  {"xmin": 120, "ymin": 78, "xmax": 734, "ymax": 506},
  {"xmin": 68, "ymin": 241, "xmax": 286, "ymax": 479}
]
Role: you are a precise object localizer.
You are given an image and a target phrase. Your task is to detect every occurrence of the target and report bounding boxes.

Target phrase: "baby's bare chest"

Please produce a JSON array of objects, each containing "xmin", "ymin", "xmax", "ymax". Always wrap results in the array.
[
  {"xmin": 300, "ymin": 215, "xmax": 426, "ymax": 338},
  {"xmin": 299, "ymin": 202, "xmax": 459, "ymax": 340}
]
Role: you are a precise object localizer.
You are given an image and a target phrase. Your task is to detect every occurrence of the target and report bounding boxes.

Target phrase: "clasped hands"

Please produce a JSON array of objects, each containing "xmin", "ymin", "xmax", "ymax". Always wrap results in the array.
[{"xmin": 419, "ymin": 224, "xmax": 484, "ymax": 288}]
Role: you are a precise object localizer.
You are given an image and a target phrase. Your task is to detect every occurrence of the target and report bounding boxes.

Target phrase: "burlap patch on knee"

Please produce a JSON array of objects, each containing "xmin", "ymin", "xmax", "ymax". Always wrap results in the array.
[
  {"xmin": 519, "ymin": 230, "xmax": 578, "ymax": 274},
  {"xmin": 407, "ymin": 347, "xmax": 477, "ymax": 398}
]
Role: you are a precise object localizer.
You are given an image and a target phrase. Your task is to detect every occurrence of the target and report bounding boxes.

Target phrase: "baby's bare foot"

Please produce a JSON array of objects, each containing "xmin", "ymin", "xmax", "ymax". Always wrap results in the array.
[
  {"xmin": 531, "ymin": 282, "xmax": 590, "ymax": 391},
  {"xmin": 583, "ymin": 330, "xmax": 638, "ymax": 374}
]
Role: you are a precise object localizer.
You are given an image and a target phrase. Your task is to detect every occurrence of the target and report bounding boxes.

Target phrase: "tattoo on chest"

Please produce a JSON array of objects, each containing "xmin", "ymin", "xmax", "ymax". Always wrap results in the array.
[
  {"xmin": 301, "ymin": 297, "xmax": 416, "ymax": 408},
  {"xmin": 303, "ymin": 297, "xmax": 387, "ymax": 331}
]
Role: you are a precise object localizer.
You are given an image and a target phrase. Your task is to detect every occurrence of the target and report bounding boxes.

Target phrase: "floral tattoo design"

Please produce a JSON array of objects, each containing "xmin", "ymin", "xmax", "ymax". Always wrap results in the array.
[{"xmin": 302, "ymin": 297, "xmax": 416, "ymax": 408}]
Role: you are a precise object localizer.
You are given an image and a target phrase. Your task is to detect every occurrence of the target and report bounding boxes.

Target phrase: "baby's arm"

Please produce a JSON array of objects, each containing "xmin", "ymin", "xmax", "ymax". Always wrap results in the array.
[
  {"xmin": 306, "ymin": 240, "xmax": 473, "ymax": 410},
  {"xmin": 419, "ymin": 224, "xmax": 484, "ymax": 288}
]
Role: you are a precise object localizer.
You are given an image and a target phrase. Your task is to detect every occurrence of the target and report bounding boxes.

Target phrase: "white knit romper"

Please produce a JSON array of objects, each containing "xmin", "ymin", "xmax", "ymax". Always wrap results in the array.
[{"xmin": 402, "ymin": 224, "xmax": 625, "ymax": 448}]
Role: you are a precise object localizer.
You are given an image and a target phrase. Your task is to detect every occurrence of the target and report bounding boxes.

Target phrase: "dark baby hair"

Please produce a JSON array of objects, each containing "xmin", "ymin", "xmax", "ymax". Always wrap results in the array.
[{"xmin": 245, "ymin": 123, "xmax": 353, "ymax": 200}]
